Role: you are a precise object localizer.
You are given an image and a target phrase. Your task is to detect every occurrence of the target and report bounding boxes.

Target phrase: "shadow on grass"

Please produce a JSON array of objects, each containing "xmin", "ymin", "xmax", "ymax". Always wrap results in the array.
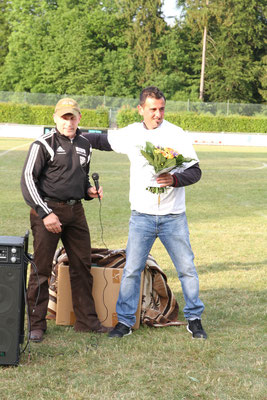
[
  {"xmin": 161, "ymin": 259, "xmax": 267, "ymax": 283},
  {"xmin": 172, "ymin": 286, "xmax": 266, "ymax": 333},
  {"xmin": 196, "ymin": 259, "xmax": 267, "ymax": 274}
]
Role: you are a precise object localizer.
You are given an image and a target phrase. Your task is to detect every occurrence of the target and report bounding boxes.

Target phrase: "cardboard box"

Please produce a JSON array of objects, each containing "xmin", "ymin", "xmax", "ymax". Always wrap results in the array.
[
  {"xmin": 55, "ymin": 265, "xmax": 76, "ymax": 326},
  {"xmin": 56, "ymin": 265, "xmax": 143, "ymax": 330}
]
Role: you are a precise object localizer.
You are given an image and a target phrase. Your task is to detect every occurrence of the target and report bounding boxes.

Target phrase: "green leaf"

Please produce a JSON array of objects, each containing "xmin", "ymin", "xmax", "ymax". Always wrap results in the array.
[
  {"xmin": 164, "ymin": 158, "xmax": 176, "ymax": 168},
  {"xmin": 140, "ymin": 149, "xmax": 154, "ymax": 166},
  {"xmin": 145, "ymin": 141, "xmax": 155, "ymax": 155}
]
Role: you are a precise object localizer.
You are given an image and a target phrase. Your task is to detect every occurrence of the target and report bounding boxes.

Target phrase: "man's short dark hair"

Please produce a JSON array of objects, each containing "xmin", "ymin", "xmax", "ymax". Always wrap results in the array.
[{"xmin": 139, "ymin": 86, "xmax": 166, "ymax": 106}]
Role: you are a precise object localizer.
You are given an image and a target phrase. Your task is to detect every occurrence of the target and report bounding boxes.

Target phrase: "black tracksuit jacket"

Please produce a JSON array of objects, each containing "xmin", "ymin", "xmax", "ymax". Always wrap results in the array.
[{"xmin": 21, "ymin": 128, "xmax": 112, "ymax": 219}]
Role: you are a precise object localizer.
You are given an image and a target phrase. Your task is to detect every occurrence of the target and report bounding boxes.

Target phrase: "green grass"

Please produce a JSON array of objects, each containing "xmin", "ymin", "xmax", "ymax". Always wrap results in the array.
[{"xmin": 0, "ymin": 138, "xmax": 266, "ymax": 400}]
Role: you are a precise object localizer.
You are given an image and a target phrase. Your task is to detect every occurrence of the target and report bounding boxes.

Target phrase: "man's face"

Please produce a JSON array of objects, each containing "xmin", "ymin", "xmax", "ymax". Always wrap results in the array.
[
  {"xmin": 138, "ymin": 96, "xmax": 165, "ymax": 130},
  {"xmin": 53, "ymin": 113, "xmax": 81, "ymax": 138}
]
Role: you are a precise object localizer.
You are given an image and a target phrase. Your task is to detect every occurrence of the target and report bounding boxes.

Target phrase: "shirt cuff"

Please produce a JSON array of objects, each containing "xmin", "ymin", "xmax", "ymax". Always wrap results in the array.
[{"xmin": 172, "ymin": 174, "xmax": 179, "ymax": 187}]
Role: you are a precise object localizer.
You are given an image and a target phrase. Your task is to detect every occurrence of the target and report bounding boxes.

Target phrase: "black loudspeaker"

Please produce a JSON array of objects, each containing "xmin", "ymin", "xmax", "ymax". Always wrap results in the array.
[{"xmin": 0, "ymin": 234, "xmax": 28, "ymax": 366}]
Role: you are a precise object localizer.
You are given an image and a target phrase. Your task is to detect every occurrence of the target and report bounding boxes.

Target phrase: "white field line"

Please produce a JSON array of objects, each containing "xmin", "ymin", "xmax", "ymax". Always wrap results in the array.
[
  {"xmin": 254, "ymin": 163, "xmax": 267, "ymax": 170},
  {"xmin": 0, "ymin": 142, "xmax": 31, "ymax": 157}
]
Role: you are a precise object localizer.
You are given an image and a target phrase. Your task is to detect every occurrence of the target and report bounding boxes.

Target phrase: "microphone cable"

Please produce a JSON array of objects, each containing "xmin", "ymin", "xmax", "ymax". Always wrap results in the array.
[
  {"xmin": 98, "ymin": 200, "xmax": 108, "ymax": 250},
  {"xmin": 95, "ymin": 187, "xmax": 109, "ymax": 324},
  {"xmin": 20, "ymin": 253, "xmax": 40, "ymax": 361},
  {"xmin": 92, "ymin": 172, "xmax": 108, "ymax": 250},
  {"xmin": 92, "ymin": 172, "xmax": 109, "ymax": 325}
]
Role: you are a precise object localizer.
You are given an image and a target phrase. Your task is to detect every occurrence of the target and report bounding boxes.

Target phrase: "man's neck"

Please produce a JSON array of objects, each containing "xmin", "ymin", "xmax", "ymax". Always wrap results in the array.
[
  {"xmin": 142, "ymin": 121, "xmax": 163, "ymax": 130},
  {"xmin": 56, "ymin": 127, "xmax": 77, "ymax": 139}
]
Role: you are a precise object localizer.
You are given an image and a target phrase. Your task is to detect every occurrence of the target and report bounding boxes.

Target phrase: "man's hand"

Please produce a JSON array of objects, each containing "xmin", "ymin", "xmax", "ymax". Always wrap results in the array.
[
  {"xmin": 156, "ymin": 173, "xmax": 174, "ymax": 187},
  {"xmin": 88, "ymin": 185, "xmax": 103, "ymax": 199},
  {"xmin": 43, "ymin": 212, "xmax": 62, "ymax": 233}
]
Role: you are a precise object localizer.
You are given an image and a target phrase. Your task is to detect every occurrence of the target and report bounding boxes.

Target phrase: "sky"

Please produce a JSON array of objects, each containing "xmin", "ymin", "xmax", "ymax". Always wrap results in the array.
[{"xmin": 162, "ymin": 0, "xmax": 182, "ymax": 25}]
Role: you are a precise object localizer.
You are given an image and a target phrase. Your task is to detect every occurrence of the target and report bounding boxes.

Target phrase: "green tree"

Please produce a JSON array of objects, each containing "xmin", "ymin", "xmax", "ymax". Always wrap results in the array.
[
  {"xmin": 177, "ymin": 0, "xmax": 266, "ymax": 102},
  {"xmin": 0, "ymin": 0, "xmax": 131, "ymax": 95},
  {"xmin": 115, "ymin": 0, "xmax": 168, "ymax": 90},
  {"xmin": 157, "ymin": 22, "xmax": 201, "ymax": 100},
  {"xmin": 0, "ymin": 0, "xmax": 11, "ymax": 68},
  {"xmin": 205, "ymin": 0, "xmax": 266, "ymax": 103},
  {"xmin": 0, "ymin": 0, "xmax": 48, "ymax": 91},
  {"xmin": 258, "ymin": 54, "xmax": 267, "ymax": 102},
  {"xmin": 1, "ymin": 0, "xmax": 265, "ymax": 103}
]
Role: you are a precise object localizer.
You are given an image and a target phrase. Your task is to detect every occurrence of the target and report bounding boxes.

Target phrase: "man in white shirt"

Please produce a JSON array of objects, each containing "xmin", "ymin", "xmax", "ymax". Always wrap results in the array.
[{"xmin": 108, "ymin": 86, "xmax": 207, "ymax": 339}]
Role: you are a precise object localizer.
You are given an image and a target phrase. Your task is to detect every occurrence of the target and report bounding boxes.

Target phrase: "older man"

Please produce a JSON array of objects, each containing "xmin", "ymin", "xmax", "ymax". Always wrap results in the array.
[{"xmin": 21, "ymin": 98, "xmax": 110, "ymax": 342}]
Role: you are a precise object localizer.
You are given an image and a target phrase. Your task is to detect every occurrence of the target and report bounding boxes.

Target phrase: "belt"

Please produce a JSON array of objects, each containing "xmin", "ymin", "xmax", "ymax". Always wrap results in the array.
[{"xmin": 44, "ymin": 197, "xmax": 81, "ymax": 206}]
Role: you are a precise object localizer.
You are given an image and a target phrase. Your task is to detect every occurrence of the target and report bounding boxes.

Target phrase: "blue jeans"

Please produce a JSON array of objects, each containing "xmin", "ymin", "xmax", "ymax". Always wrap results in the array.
[{"xmin": 116, "ymin": 211, "xmax": 205, "ymax": 327}]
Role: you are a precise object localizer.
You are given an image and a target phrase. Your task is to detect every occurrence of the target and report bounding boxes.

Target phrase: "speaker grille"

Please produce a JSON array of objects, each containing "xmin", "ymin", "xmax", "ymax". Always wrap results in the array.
[{"xmin": 0, "ymin": 264, "xmax": 24, "ymax": 366}]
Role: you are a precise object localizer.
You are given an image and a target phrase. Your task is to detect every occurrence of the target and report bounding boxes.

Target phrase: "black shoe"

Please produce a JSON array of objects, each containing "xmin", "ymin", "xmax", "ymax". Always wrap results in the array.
[
  {"xmin": 108, "ymin": 322, "xmax": 132, "ymax": 338},
  {"xmin": 187, "ymin": 319, "xmax": 207, "ymax": 339}
]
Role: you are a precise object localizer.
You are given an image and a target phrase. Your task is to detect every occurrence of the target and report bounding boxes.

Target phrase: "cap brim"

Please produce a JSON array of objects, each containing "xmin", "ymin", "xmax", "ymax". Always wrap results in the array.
[{"xmin": 55, "ymin": 107, "xmax": 80, "ymax": 117}]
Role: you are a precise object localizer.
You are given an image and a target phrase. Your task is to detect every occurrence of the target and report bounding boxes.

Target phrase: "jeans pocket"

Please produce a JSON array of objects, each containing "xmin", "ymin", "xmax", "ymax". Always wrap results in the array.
[
  {"xmin": 131, "ymin": 210, "xmax": 142, "ymax": 216},
  {"xmin": 169, "ymin": 212, "xmax": 185, "ymax": 219}
]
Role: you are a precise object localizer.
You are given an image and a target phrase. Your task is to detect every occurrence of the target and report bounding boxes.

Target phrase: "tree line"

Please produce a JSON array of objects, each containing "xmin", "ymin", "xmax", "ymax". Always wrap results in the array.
[{"xmin": 0, "ymin": 0, "xmax": 266, "ymax": 103}]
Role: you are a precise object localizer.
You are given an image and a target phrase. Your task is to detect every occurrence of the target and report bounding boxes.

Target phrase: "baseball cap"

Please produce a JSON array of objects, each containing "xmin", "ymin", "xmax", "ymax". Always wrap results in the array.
[{"xmin": 54, "ymin": 98, "xmax": 81, "ymax": 117}]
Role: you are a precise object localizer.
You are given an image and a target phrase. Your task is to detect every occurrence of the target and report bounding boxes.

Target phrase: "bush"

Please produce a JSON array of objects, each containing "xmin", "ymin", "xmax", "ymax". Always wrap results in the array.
[
  {"xmin": 81, "ymin": 106, "xmax": 109, "ymax": 128},
  {"xmin": 116, "ymin": 108, "xmax": 267, "ymax": 133},
  {"xmin": 116, "ymin": 106, "xmax": 142, "ymax": 127},
  {"xmin": 166, "ymin": 113, "xmax": 267, "ymax": 133},
  {"xmin": 0, "ymin": 103, "xmax": 109, "ymax": 128}
]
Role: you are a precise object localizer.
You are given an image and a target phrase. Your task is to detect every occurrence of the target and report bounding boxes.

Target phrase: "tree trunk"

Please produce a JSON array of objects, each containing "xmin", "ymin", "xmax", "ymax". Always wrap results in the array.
[{"xmin": 199, "ymin": 0, "xmax": 209, "ymax": 101}]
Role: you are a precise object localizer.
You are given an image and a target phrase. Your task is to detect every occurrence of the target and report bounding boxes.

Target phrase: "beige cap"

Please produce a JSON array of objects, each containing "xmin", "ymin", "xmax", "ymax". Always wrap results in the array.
[{"xmin": 54, "ymin": 98, "xmax": 81, "ymax": 117}]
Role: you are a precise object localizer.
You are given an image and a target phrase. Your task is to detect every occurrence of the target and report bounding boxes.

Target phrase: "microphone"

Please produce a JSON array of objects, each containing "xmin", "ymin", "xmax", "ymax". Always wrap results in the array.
[{"xmin": 92, "ymin": 172, "xmax": 100, "ymax": 201}]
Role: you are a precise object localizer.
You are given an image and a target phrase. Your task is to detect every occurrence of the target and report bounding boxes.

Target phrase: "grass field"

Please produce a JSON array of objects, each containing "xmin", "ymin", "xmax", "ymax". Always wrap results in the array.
[{"xmin": 0, "ymin": 138, "xmax": 266, "ymax": 400}]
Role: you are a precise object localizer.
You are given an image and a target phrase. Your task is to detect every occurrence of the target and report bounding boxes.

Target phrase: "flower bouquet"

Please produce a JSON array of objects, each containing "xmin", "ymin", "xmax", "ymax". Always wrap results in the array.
[{"xmin": 140, "ymin": 141, "xmax": 195, "ymax": 199}]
